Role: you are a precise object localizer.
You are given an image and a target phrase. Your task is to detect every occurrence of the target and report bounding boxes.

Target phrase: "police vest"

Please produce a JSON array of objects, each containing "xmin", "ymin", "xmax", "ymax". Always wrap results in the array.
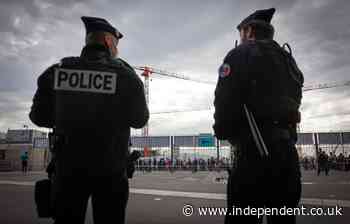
[
  {"xmin": 246, "ymin": 41, "xmax": 304, "ymax": 124},
  {"xmin": 55, "ymin": 68, "xmax": 116, "ymax": 94},
  {"xmin": 53, "ymin": 57, "xmax": 125, "ymax": 136}
]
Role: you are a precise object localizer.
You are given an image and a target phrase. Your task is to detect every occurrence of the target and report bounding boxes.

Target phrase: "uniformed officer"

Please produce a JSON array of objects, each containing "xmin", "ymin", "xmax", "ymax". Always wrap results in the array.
[
  {"xmin": 213, "ymin": 8, "xmax": 303, "ymax": 224},
  {"xmin": 29, "ymin": 16, "xmax": 149, "ymax": 224}
]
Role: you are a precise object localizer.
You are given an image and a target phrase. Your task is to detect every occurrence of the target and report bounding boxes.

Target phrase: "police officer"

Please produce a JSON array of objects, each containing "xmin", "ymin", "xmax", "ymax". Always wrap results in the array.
[
  {"xmin": 29, "ymin": 16, "xmax": 149, "ymax": 224},
  {"xmin": 213, "ymin": 8, "xmax": 303, "ymax": 224}
]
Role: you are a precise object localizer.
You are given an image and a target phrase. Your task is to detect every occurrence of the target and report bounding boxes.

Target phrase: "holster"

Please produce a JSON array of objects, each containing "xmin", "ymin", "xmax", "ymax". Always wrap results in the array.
[
  {"xmin": 34, "ymin": 179, "xmax": 54, "ymax": 218},
  {"xmin": 49, "ymin": 131, "xmax": 66, "ymax": 154},
  {"xmin": 270, "ymin": 127, "xmax": 291, "ymax": 141}
]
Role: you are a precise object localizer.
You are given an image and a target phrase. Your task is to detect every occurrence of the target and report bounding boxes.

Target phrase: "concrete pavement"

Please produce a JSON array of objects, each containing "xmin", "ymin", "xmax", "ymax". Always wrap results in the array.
[{"xmin": 0, "ymin": 170, "xmax": 349, "ymax": 223}]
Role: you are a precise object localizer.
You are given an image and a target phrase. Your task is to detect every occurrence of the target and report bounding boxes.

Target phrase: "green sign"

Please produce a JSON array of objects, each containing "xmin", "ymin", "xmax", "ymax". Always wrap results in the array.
[{"xmin": 198, "ymin": 134, "xmax": 215, "ymax": 147}]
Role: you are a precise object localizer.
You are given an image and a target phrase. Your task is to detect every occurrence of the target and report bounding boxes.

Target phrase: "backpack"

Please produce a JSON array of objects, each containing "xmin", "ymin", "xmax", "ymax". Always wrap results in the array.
[{"xmin": 247, "ymin": 41, "xmax": 304, "ymax": 124}]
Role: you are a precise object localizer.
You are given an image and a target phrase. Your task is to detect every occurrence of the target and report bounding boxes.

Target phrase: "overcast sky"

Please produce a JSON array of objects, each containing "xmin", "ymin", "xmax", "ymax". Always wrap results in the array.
[{"xmin": 0, "ymin": 0, "xmax": 349, "ymax": 135}]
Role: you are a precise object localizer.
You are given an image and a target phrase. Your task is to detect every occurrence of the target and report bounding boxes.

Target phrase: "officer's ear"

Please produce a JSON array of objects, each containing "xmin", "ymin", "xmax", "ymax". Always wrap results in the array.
[
  {"xmin": 104, "ymin": 35, "xmax": 112, "ymax": 49},
  {"xmin": 240, "ymin": 26, "xmax": 255, "ymax": 42},
  {"xmin": 246, "ymin": 26, "xmax": 255, "ymax": 40},
  {"xmin": 104, "ymin": 34, "xmax": 119, "ymax": 57}
]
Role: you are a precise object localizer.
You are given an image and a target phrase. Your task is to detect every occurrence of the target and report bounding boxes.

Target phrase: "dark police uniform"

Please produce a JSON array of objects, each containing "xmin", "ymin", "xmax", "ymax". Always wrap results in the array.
[
  {"xmin": 213, "ymin": 8, "xmax": 303, "ymax": 224},
  {"xmin": 29, "ymin": 17, "xmax": 149, "ymax": 224}
]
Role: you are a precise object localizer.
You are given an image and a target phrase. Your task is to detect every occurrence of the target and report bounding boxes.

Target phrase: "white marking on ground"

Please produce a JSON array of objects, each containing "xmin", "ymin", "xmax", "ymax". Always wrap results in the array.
[
  {"xmin": 0, "ymin": 180, "xmax": 34, "ymax": 186},
  {"xmin": 183, "ymin": 177, "xmax": 198, "ymax": 181},
  {"xmin": 1, "ymin": 180, "xmax": 350, "ymax": 208},
  {"xmin": 154, "ymin": 198, "xmax": 162, "ymax": 201},
  {"xmin": 302, "ymin": 182, "xmax": 315, "ymax": 185},
  {"xmin": 303, "ymin": 182, "xmax": 350, "ymax": 185},
  {"xmin": 338, "ymin": 182, "xmax": 350, "ymax": 185},
  {"xmin": 130, "ymin": 188, "xmax": 225, "ymax": 200}
]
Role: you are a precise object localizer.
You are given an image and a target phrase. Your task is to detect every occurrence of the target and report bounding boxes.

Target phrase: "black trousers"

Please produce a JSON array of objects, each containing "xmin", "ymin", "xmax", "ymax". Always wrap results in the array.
[
  {"xmin": 225, "ymin": 137, "xmax": 301, "ymax": 224},
  {"xmin": 52, "ymin": 174, "xmax": 129, "ymax": 224},
  {"xmin": 317, "ymin": 163, "xmax": 329, "ymax": 176},
  {"xmin": 22, "ymin": 160, "xmax": 28, "ymax": 173}
]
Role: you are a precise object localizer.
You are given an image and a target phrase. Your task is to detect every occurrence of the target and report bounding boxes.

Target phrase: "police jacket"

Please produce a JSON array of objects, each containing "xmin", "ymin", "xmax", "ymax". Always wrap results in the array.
[
  {"xmin": 213, "ymin": 40, "xmax": 303, "ymax": 142},
  {"xmin": 29, "ymin": 44, "xmax": 149, "ymax": 176}
]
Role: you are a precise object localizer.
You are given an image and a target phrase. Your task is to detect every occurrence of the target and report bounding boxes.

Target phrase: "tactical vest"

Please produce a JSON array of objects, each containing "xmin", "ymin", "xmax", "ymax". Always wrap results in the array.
[
  {"xmin": 246, "ymin": 40, "xmax": 304, "ymax": 124},
  {"xmin": 53, "ymin": 56, "xmax": 127, "ymax": 137}
]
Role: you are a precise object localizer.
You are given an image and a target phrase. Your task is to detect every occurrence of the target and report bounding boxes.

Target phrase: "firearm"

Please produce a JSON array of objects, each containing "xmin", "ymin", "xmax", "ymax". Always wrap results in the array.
[
  {"xmin": 47, "ymin": 129, "xmax": 65, "ymax": 179},
  {"xmin": 35, "ymin": 129, "xmax": 62, "ymax": 218},
  {"xmin": 35, "ymin": 129, "xmax": 56, "ymax": 218},
  {"xmin": 127, "ymin": 150, "xmax": 141, "ymax": 178},
  {"xmin": 48, "ymin": 128, "xmax": 65, "ymax": 154}
]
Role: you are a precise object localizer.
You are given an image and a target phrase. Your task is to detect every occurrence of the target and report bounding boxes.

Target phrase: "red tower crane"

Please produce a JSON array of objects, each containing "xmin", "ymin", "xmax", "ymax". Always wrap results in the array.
[{"xmin": 140, "ymin": 67, "xmax": 152, "ymax": 137}]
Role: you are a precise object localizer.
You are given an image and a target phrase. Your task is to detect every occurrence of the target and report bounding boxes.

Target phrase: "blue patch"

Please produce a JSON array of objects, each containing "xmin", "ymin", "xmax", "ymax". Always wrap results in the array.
[{"xmin": 218, "ymin": 63, "xmax": 231, "ymax": 78}]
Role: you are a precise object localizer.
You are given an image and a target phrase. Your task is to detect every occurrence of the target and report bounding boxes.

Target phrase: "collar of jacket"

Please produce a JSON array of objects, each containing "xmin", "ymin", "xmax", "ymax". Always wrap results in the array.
[{"xmin": 80, "ymin": 44, "xmax": 112, "ymax": 63}]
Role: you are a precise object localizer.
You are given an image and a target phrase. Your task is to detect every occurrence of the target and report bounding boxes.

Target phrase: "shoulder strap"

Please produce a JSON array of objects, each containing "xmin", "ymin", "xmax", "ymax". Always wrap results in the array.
[
  {"xmin": 59, "ymin": 57, "xmax": 80, "ymax": 67},
  {"xmin": 282, "ymin": 43, "xmax": 292, "ymax": 56},
  {"xmin": 117, "ymin": 58, "xmax": 136, "ymax": 72},
  {"xmin": 280, "ymin": 43, "xmax": 304, "ymax": 87}
]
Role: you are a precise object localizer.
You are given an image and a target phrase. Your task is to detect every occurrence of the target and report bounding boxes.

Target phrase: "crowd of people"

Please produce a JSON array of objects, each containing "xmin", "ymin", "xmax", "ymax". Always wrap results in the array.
[
  {"xmin": 136, "ymin": 151, "xmax": 350, "ymax": 175},
  {"xmin": 135, "ymin": 157, "xmax": 231, "ymax": 172},
  {"xmin": 300, "ymin": 150, "xmax": 350, "ymax": 175}
]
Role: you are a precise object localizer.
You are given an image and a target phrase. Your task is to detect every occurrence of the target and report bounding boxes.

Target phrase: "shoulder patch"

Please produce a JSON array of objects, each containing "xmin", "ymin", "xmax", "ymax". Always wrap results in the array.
[
  {"xmin": 218, "ymin": 63, "xmax": 231, "ymax": 78},
  {"xmin": 54, "ymin": 68, "xmax": 117, "ymax": 94}
]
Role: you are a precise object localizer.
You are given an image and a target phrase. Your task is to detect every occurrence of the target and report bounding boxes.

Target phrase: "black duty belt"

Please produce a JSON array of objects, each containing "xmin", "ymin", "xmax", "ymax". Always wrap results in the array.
[{"xmin": 270, "ymin": 127, "xmax": 291, "ymax": 141}]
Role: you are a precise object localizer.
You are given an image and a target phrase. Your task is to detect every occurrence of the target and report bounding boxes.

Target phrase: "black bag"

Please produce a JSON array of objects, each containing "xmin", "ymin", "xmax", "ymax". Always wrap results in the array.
[
  {"xmin": 34, "ymin": 179, "xmax": 53, "ymax": 218},
  {"xmin": 247, "ymin": 41, "xmax": 304, "ymax": 122}
]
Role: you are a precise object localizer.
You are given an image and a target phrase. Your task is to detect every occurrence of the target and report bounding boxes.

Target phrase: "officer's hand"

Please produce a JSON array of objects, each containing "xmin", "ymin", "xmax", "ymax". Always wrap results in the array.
[
  {"xmin": 127, "ymin": 161, "xmax": 136, "ymax": 179},
  {"xmin": 127, "ymin": 151, "xmax": 141, "ymax": 179}
]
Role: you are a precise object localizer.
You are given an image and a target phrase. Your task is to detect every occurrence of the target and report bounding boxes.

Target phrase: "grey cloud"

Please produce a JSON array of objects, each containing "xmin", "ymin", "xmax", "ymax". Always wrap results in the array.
[
  {"xmin": 148, "ymin": 111, "xmax": 213, "ymax": 135},
  {"xmin": 0, "ymin": 91, "xmax": 32, "ymax": 130},
  {"xmin": 0, "ymin": 0, "xmax": 350, "ymax": 134},
  {"xmin": 274, "ymin": 0, "xmax": 350, "ymax": 82}
]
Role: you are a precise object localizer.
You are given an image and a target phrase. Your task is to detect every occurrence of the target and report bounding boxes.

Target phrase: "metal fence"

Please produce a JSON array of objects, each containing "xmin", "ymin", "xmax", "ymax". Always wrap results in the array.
[
  {"xmin": 129, "ymin": 133, "xmax": 350, "ymax": 172},
  {"xmin": 27, "ymin": 132, "xmax": 350, "ymax": 170},
  {"xmin": 130, "ymin": 133, "xmax": 350, "ymax": 168},
  {"xmin": 29, "ymin": 132, "xmax": 350, "ymax": 158}
]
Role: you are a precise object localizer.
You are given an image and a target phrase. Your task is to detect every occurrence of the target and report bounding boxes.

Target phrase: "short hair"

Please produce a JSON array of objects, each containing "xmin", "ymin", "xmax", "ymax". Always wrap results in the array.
[
  {"xmin": 243, "ymin": 23, "xmax": 275, "ymax": 40},
  {"xmin": 85, "ymin": 31, "xmax": 116, "ymax": 45}
]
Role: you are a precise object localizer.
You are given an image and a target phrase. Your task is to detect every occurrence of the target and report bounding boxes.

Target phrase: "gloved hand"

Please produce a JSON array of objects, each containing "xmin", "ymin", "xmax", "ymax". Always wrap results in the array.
[{"xmin": 127, "ymin": 151, "xmax": 141, "ymax": 178}]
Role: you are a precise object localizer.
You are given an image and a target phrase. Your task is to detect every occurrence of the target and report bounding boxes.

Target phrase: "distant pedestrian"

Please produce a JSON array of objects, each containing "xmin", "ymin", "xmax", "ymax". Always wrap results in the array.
[
  {"xmin": 153, "ymin": 158, "xmax": 157, "ymax": 171},
  {"xmin": 346, "ymin": 155, "xmax": 350, "ymax": 171},
  {"xmin": 317, "ymin": 150, "xmax": 329, "ymax": 176},
  {"xmin": 20, "ymin": 151, "xmax": 29, "ymax": 174}
]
